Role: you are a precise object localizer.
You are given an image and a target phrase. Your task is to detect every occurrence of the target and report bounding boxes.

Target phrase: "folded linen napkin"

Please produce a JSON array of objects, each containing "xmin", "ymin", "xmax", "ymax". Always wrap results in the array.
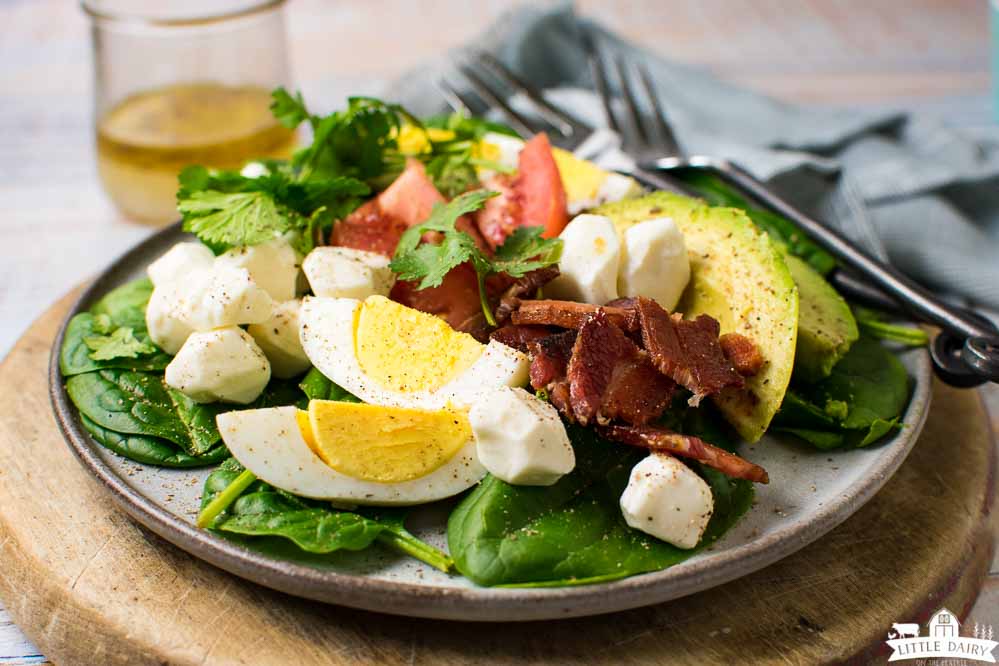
[{"xmin": 387, "ymin": 4, "xmax": 999, "ymax": 310}]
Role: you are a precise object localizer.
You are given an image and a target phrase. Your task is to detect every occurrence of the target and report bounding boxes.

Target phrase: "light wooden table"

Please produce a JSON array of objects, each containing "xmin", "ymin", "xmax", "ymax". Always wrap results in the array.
[{"xmin": 0, "ymin": 0, "xmax": 993, "ymax": 662}]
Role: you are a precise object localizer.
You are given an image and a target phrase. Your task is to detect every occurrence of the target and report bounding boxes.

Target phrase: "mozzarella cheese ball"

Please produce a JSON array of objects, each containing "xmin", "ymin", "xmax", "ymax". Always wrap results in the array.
[
  {"xmin": 165, "ymin": 327, "xmax": 271, "ymax": 404},
  {"xmin": 469, "ymin": 386, "xmax": 575, "ymax": 486},
  {"xmin": 147, "ymin": 242, "xmax": 215, "ymax": 287},
  {"xmin": 619, "ymin": 453, "xmax": 714, "ymax": 549},
  {"xmin": 145, "ymin": 281, "xmax": 194, "ymax": 355},
  {"xmin": 618, "ymin": 217, "xmax": 690, "ymax": 311},
  {"xmin": 216, "ymin": 237, "xmax": 301, "ymax": 302},
  {"xmin": 302, "ymin": 246, "xmax": 396, "ymax": 299},
  {"xmin": 545, "ymin": 214, "xmax": 621, "ymax": 305},
  {"xmin": 172, "ymin": 264, "xmax": 273, "ymax": 331},
  {"xmin": 247, "ymin": 299, "xmax": 310, "ymax": 379}
]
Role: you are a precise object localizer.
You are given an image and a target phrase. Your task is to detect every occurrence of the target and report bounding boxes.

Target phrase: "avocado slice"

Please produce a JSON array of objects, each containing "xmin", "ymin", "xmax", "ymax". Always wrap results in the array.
[
  {"xmin": 783, "ymin": 254, "xmax": 859, "ymax": 383},
  {"xmin": 593, "ymin": 192, "xmax": 798, "ymax": 443}
]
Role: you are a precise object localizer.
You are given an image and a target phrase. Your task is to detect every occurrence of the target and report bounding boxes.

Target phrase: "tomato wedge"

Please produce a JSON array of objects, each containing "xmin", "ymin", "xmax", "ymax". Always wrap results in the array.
[
  {"xmin": 517, "ymin": 133, "xmax": 569, "ymax": 238},
  {"xmin": 474, "ymin": 133, "xmax": 568, "ymax": 249}
]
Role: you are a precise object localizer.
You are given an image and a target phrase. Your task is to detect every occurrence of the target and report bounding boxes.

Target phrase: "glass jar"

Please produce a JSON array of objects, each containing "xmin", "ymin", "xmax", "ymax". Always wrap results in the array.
[{"xmin": 83, "ymin": 0, "xmax": 297, "ymax": 224}]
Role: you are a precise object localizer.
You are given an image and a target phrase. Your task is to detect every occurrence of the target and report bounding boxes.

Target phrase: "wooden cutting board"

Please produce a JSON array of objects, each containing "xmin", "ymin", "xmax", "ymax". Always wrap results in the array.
[{"xmin": 0, "ymin": 291, "xmax": 994, "ymax": 666}]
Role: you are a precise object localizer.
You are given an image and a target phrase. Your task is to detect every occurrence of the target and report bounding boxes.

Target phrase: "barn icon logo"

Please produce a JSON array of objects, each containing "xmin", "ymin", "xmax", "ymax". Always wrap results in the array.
[{"xmin": 885, "ymin": 608, "xmax": 997, "ymax": 662}]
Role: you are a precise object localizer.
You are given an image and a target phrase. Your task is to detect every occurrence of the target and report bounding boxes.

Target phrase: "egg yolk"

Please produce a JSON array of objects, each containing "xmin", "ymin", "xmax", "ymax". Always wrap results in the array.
[
  {"xmin": 354, "ymin": 295, "xmax": 484, "ymax": 394},
  {"xmin": 300, "ymin": 401, "xmax": 472, "ymax": 483},
  {"xmin": 552, "ymin": 147, "xmax": 606, "ymax": 203}
]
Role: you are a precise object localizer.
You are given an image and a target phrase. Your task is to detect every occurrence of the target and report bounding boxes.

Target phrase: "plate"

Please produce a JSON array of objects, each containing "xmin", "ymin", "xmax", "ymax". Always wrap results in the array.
[{"xmin": 49, "ymin": 223, "xmax": 932, "ymax": 621}]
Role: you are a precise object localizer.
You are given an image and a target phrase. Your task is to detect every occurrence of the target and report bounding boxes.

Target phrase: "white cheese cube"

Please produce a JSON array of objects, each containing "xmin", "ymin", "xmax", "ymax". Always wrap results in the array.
[
  {"xmin": 469, "ymin": 386, "xmax": 575, "ymax": 486},
  {"xmin": 173, "ymin": 264, "xmax": 273, "ymax": 331},
  {"xmin": 618, "ymin": 217, "xmax": 690, "ymax": 311},
  {"xmin": 545, "ymin": 214, "xmax": 620, "ymax": 305},
  {"xmin": 165, "ymin": 327, "xmax": 271, "ymax": 404},
  {"xmin": 216, "ymin": 237, "xmax": 301, "ymax": 302},
  {"xmin": 247, "ymin": 300, "xmax": 310, "ymax": 379},
  {"xmin": 619, "ymin": 454, "xmax": 714, "ymax": 549},
  {"xmin": 145, "ymin": 282, "xmax": 194, "ymax": 355},
  {"xmin": 147, "ymin": 242, "xmax": 215, "ymax": 287},
  {"xmin": 302, "ymin": 247, "xmax": 395, "ymax": 299}
]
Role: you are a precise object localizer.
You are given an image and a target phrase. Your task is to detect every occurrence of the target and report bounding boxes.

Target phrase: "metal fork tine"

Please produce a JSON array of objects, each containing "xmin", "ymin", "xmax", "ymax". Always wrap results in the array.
[
  {"xmin": 436, "ymin": 78, "xmax": 479, "ymax": 116},
  {"xmin": 474, "ymin": 52, "xmax": 587, "ymax": 138},
  {"xmin": 581, "ymin": 29, "xmax": 621, "ymax": 134},
  {"xmin": 636, "ymin": 63, "xmax": 682, "ymax": 156},
  {"xmin": 458, "ymin": 63, "xmax": 541, "ymax": 138},
  {"xmin": 615, "ymin": 56, "xmax": 650, "ymax": 146}
]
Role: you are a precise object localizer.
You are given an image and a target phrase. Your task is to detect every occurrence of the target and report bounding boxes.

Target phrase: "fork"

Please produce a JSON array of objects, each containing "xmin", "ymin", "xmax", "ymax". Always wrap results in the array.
[{"xmin": 443, "ymin": 51, "xmax": 999, "ymax": 386}]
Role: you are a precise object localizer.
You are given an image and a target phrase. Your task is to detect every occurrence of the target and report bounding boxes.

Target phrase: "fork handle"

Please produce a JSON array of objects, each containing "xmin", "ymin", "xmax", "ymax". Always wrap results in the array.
[{"xmin": 634, "ymin": 161, "xmax": 999, "ymax": 385}]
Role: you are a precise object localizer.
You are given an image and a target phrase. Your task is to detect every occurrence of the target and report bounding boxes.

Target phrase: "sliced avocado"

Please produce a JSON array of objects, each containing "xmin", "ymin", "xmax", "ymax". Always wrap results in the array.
[
  {"xmin": 593, "ymin": 192, "xmax": 799, "ymax": 443},
  {"xmin": 783, "ymin": 254, "xmax": 859, "ymax": 383}
]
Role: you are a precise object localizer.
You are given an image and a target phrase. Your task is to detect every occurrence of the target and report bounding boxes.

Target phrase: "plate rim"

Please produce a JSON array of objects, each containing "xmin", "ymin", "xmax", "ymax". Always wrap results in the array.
[{"xmin": 48, "ymin": 222, "xmax": 933, "ymax": 622}]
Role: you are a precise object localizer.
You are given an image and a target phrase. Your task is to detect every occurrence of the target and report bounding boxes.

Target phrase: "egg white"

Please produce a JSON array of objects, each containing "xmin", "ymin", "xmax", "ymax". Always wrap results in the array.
[
  {"xmin": 298, "ymin": 296, "xmax": 529, "ymax": 410},
  {"xmin": 217, "ymin": 406, "xmax": 485, "ymax": 505}
]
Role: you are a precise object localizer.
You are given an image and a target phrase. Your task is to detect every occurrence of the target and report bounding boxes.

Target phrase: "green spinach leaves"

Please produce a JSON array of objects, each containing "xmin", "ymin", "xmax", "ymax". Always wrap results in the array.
[
  {"xmin": 202, "ymin": 459, "xmax": 453, "ymax": 571},
  {"xmin": 774, "ymin": 336, "xmax": 910, "ymax": 449},
  {"xmin": 447, "ymin": 416, "xmax": 754, "ymax": 587}
]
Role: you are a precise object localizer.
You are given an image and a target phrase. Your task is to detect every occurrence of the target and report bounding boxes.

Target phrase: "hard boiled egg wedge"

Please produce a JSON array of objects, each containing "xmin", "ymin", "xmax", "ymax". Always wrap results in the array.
[
  {"xmin": 299, "ymin": 295, "xmax": 529, "ymax": 410},
  {"xmin": 216, "ymin": 403, "xmax": 484, "ymax": 505}
]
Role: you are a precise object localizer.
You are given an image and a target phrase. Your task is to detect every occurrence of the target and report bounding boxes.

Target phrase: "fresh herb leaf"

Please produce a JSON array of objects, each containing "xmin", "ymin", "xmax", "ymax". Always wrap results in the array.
[
  {"xmin": 270, "ymin": 87, "xmax": 311, "ymax": 129},
  {"xmin": 62, "ymin": 313, "xmax": 171, "ymax": 376},
  {"xmin": 83, "ymin": 326, "xmax": 156, "ymax": 361},
  {"xmin": 390, "ymin": 189, "xmax": 562, "ymax": 325},
  {"xmin": 179, "ymin": 190, "xmax": 289, "ymax": 247},
  {"xmin": 199, "ymin": 462, "xmax": 453, "ymax": 571},
  {"xmin": 492, "ymin": 226, "xmax": 563, "ymax": 278}
]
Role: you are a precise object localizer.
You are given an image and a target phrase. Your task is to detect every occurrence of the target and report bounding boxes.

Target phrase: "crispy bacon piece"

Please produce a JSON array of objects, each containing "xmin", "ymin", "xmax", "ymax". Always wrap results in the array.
[
  {"xmin": 528, "ymin": 329, "xmax": 577, "ymax": 389},
  {"xmin": 720, "ymin": 333, "xmax": 764, "ymax": 376},
  {"xmin": 635, "ymin": 297, "xmax": 743, "ymax": 404},
  {"xmin": 598, "ymin": 423, "xmax": 769, "ymax": 484},
  {"xmin": 512, "ymin": 300, "xmax": 639, "ymax": 332},
  {"xmin": 566, "ymin": 312, "xmax": 674, "ymax": 426},
  {"xmin": 490, "ymin": 324, "xmax": 555, "ymax": 353},
  {"xmin": 493, "ymin": 266, "xmax": 561, "ymax": 326}
]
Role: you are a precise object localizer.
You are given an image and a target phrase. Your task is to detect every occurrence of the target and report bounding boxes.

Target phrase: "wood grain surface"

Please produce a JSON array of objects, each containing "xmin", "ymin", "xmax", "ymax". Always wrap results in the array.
[{"xmin": 0, "ymin": 291, "xmax": 993, "ymax": 665}]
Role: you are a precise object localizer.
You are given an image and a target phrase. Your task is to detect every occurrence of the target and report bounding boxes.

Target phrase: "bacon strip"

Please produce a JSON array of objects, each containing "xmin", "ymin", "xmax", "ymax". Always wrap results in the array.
[
  {"xmin": 527, "ymin": 330, "xmax": 577, "ymax": 419},
  {"xmin": 720, "ymin": 333, "xmax": 764, "ymax": 376},
  {"xmin": 493, "ymin": 266, "xmax": 561, "ymax": 326},
  {"xmin": 490, "ymin": 324, "xmax": 555, "ymax": 353},
  {"xmin": 566, "ymin": 312, "xmax": 674, "ymax": 426},
  {"xmin": 512, "ymin": 300, "xmax": 639, "ymax": 332},
  {"xmin": 635, "ymin": 297, "xmax": 743, "ymax": 404},
  {"xmin": 598, "ymin": 423, "xmax": 770, "ymax": 484}
]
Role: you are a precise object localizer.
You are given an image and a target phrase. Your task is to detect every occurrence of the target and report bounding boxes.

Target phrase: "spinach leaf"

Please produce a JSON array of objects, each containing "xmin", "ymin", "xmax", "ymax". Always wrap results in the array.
[
  {"xmin": 679, "ymin": 170, "xmax": 837, "ymax": 275},
  {"xmin": 65, "ymin": 369, "xmax": 222, "ymax": 456},
  {"xmin": 81, "ymin": 414, "xmax": 228, "ymax": 468},
  {"xmin": 90, "ymin": 278, "xmax": 154, "ymax": 317},
  {"xmin": 447, "ymin": 416, "xmax": 753, "ymax": 587},
  {"xmin": 774, "ymin": 336, "xmax": 909, "ymax": 449},
  {"xmin": 201, "ymin": 462, "xmax": 453, "ymax": 570},
  {"xmin": 299, "ymin": 367, "xmax": 360, "ymax": 402},
  {"xmin": 61, "ymin": 312, "xmax": 171, "ymax": 376}
]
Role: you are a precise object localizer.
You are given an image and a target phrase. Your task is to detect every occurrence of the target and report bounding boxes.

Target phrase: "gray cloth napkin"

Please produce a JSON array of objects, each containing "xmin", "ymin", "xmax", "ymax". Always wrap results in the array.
[{"xmin": 388, "ymin": 4, "xmax": 999, "ymax": 310}]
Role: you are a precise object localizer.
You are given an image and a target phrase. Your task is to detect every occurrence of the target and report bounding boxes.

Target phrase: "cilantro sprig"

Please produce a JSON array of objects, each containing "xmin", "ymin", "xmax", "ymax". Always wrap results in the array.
[
  {"xmin": 82, "ymin": 314, "xmax": 156, "ymax": 361},
  {"xmin": 390, "ymin": 190, "xmax": 562, "ymax": 326}
]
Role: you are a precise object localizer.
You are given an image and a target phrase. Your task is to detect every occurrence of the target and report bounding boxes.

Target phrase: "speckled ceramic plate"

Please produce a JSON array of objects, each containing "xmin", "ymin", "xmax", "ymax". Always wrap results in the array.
[{"xmin": 49, "ymin": 223, "xmax": 932, "ymax": 622}]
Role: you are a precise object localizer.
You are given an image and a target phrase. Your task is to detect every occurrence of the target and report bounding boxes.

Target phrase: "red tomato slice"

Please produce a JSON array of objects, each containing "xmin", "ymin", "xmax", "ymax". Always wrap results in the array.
[
  {"xmin": 377, "ymin": 159, "xmax": 445, "ymax": 227},
  {"xmin": 473, "ymin": 133, "xmax": 568, "ymax": 249},
  {"xmin": 390, "ymin": 262, "xmax": 485, "ymax": 332},
  {"xmin": 516, "ymin": 133, "xmax": 568, "ymax": 238},
  {"xmin": 330, "ymin": 200, "xmax": 408, "ymax": 257}
]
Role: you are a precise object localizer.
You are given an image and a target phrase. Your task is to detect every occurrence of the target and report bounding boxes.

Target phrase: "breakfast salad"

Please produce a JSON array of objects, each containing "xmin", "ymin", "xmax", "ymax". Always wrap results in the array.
[{"xmin": 60, "ymin": 89, "xmax": 915, "ymax": 587}]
